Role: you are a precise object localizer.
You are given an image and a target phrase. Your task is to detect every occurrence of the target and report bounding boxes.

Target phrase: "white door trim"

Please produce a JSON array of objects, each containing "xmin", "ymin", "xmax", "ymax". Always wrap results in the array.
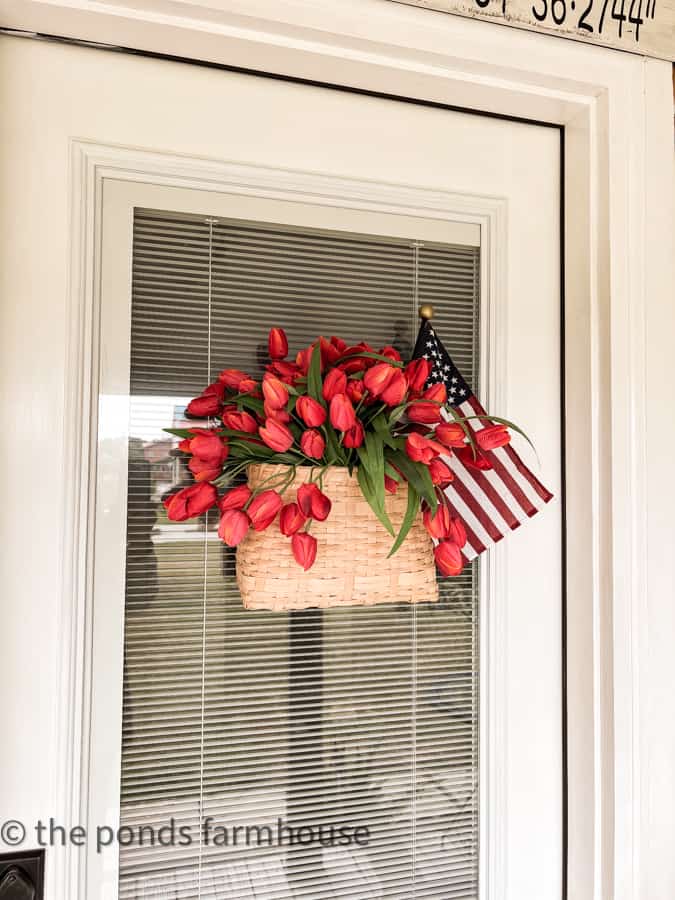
[
  {"xmin": 62, "ymin": 142, "xmax": 514, "ymax": 900},
  {"xmin": 38, "ymin": 6, "xmax": 674, "ymax": 900}
]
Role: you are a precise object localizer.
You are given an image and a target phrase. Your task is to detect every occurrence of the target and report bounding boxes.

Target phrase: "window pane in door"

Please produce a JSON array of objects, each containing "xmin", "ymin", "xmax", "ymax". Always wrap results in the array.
[{"xmin": 120, "ymin": 209, "xmax": 480, "ymax": 899}]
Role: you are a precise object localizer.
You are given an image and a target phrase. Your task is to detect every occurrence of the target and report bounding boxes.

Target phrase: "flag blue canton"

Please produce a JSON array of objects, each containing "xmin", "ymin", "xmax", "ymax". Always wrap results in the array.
[{"xmin": 412, "ymin": 321, "xmax": 472, "ymax": 406}]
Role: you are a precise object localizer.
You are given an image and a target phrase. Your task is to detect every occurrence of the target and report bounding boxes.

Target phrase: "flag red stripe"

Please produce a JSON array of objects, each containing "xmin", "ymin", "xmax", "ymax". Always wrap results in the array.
[
  {"xmin": 465, "ymin": 395, "xmax": 553, "ymax": 505},
  {"xmin": 459, "ymin": 397, "xmax": 539, "ymax": 517},
  {"xmin": 450, "ymin": 476, "xmax": 504, "ymax": 544},
  {"xmin": 444, "ymin": 495, "xmax": 487, "ymax": 557}
]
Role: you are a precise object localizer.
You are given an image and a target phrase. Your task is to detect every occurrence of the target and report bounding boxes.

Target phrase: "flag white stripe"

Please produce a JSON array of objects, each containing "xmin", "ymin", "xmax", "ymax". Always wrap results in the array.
[
  {"xmin": 439, "ymin": 472, "xmax": 496, "ymax": 551},
  {"xmin": 444, "ymin": 452, "xmax": 515, "ymax": 537}
]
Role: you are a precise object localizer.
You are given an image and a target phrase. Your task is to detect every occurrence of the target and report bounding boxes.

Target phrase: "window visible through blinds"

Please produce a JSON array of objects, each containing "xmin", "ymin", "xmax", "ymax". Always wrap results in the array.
[{"xmin": 121, "ymin": 209, "xmax": 480, "ymax": 899}]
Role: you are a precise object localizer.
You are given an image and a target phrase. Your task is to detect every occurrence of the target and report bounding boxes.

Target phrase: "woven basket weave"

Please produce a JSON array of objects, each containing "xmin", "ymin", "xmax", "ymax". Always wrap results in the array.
[{"xmin": 236, "ymin": 463, "xmax": 438, "ymax": 611}]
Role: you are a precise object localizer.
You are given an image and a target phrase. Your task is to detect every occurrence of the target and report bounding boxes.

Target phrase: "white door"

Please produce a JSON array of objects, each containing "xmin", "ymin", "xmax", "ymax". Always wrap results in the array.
[{"xmin": 3, "ymin": 37, "xmax": 562, "ymax": 900}]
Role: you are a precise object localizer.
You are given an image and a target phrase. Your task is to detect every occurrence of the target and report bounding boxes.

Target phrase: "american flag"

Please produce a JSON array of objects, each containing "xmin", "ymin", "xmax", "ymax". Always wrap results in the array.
[{"xmin": 413, "ymin": 319, "xmax": 553, "ymax": 562}]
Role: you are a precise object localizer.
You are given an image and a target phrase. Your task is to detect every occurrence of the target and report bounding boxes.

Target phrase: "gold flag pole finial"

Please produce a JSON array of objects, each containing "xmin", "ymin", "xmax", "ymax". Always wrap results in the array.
[{"xmin": 418, "ymin": 304, "xmax": 434, "ymax": 320}]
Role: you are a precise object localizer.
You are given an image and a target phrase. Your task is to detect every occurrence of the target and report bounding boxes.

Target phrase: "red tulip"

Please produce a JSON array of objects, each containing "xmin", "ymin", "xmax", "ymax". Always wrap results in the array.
[
  {"xmin": 379, "ymin": 345, "xmax": 402, "ymax": 362},
  {"xmin": 264, "ymin": 404, "xmax": 291, "ymax": 424},
  {"xmin": 329, "ymin": 393, "xmax": 357, "ymax": 431},
  {"xmin": 297, "ymin": 483, "xmax": 332, "ymax": 521},
  {"xmin": 384, "ymin": 475, "xmax": 399, "ymax": 494},
  {"xmin": 218, "ymin": 509, "xmax": 250, "ymax": 546},
  {"xmin": 429, "ymin": 457, "xmax": 454, "ymax": 486},
  {"xmin": 163, "ymin": 482, "xmax": 218, "ymax": 521},
  {"xmin": 448, "ymin": 517, "xmax": 467, "ymax": 548},
  {"xmin": 363, "ymin": 362, "xmax": 397, "ymax": 398},
  {"xmin": 279, "ymin": 502, "xmax": 306, "ymax": 536},
  {"xmin": 268, "ymin": 327, "xmax": 288, "ymax": 360},
  {"xmin": 380, "ymin": 369, "xmax": 408, "ymax": 406},
  {"xmin": 202, "ymin": 381, "xmax": 227, "ymax": 400},
  {"xmin": 188, "ymin": 432, "xmax": 229, "ymax": 466},
  {"xmin": 455, "ymin": 446, "xmax": 493, "ymax": 470},
  {"xmin": 435, "ymin": 422, "xmax": 467, "ymax": 448},
  {"xmin": 346, "ymin": 379, "xmax": 365, "ymax": 404},
  {"xmin": 268, "ymin": 360, "xmax": 301, "ymax": 384},
  {"xmin": 343, "ymin": 421, "xmax": 365, "ymax": 449},
  {"xmin": 434, "ymin": 540, "xmax": 463, "ymax": 576},
  {"xmin": 238, "ymin": 377, "xmax": 257, "ymax": 394},
  {"xmin": 247, "ymin": 490, "xmax": 283, "ymax": 531},
  {"xmin": 296, "ymin": 396, "xmax": 327, "ymax": 427},
  {"xmin": 262, "ymin": 374, "xmax": 289, "ymax": 410},
  {"xmin": 424, "ymin": 383, "xmax": 447, "ymax": 405},
  {"xmin": 319, "ymin": 336, "xmax": 341, "ymax": 367},
  {"xmin": 219, "ymin": 369, "xmax": 251, "ymax": 390},
  {"xmin": 291, "ymin": 532, "xmax": 318, "ymax": 570},
  {"xmin": 405, "ymin": 358, "xmax": 432, "ymax": 393},
  {"xmin": 186, "ymin": 394, "xmax": 222, "ymax": 418},
  {"xmin": 300, "ymin": 429, "xmax": 326, "ymax": 459},
  {"xmin": 322, "ymin": 368, "xmax": 347, "ymax": 402},
  {"xmin": 423, "ymin": 503, "xmax": 452, "ymax": 539},
  {"xmin": 476, "ymin": 424, "xmax": 511, "ymax": 450},
  {"xmin": 330, "ymin": 335, "xmax": 347, "ymax": 354},
  {"xmin": 221, "ymin": 409, "xmax": 258, "ymax": 433},
  {"xmin": 405, "ymin": 432, "xmax": 446, "ymax": 464},
  {"xmin": 407, "ymin": 401, "xmax": 442, "ymax": 424},
  {"xmin": 295, "ymin": 346, "xmax": 313, "ymax": 375},
  {"xmin": 259, "ymin": 419, "xmax": 294, "ymax": 452},
  {"xmin": 188, "ymin": 457, "xmax": 222, "ymax": 483},
  {"xmin": 218, "ymin": 485, "xmax": 252, "ymax": 512}
]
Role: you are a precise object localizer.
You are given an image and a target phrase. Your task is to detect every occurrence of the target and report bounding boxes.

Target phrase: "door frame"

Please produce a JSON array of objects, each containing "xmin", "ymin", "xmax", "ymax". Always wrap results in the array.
[{"xmin": 39, "ymin": 5, "xmax": 675, "ymax": 900}]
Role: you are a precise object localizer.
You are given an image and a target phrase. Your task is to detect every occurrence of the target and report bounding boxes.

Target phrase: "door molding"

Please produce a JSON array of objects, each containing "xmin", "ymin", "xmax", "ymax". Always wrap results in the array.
[
  {"xmin": 42, "ymin": 6, "xmax": 675, "ymax": 900},
  {"xmin": 60, "ymin": 138, "xmax": 511, "ymax": 900}
]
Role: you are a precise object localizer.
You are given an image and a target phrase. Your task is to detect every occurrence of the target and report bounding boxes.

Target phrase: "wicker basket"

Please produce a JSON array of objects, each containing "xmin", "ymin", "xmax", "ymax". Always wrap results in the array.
[{"xmin": 236, "ymin": 463, "xmax": 438, "ymax": 611}]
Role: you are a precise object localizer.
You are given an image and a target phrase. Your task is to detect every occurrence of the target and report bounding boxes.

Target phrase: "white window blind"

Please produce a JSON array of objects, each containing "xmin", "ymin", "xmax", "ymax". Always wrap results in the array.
[{"xmin": 121, "ymin": 209, "xmax": 481, "ymax": 899}]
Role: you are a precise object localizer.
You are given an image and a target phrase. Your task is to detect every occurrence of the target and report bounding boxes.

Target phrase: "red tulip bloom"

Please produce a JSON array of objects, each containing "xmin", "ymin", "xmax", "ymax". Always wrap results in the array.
[
  {"xmin": 476, "ymin": 424, "xmax": 511, "ymax": 450},
  {"xmin": 264, "ymin": 404, "xmax": 291, "ymax": 424},
  {"xmin": 238, "ymin": 377, "xmax": 257, "ymax": 394},
  {"xmin": 218, "ymin": 509, "xmax": 250, "ymax": 546},
  {"xmin": 188, "ymin": 457, "xmax": 222, "ymax": 483},
  {"xmin": 319, "ymin": 336, "xmax": 341, "ymax": 367},
  {"xmin": 405, "ymin": 432, "xmax": 446, "ymax": 464},
  {"xmin": 247, "ymin": 490, "xmax": 283, "ymax": 531},
  {"xmin": 379, "ymin": 345, "xmax": 402, "ymax": 362},
  {"xmin": 295, "ymin": 346, "xmax": 313, "ymax": 375},
  {"xmin": 221, "ymin": 409, "xmax": 258, "ymax": 433},
  {"xmin": 188, "ymin": 432, "xmax": 229, "ymax": 466},
  {"xmin": 186, "ymin": 394, "xmax": 222, "ymax": 418},
  {"xmin": 297, "ymin": 483, "xmax": 332, "ymax": 521},
  {"xmin": 329, "ymin": 393, "xmax": 357, "ymax": 431},
  {"xmin": 404, "ymin": 358, "xmax": 432, "ymax": 393},
  {"xmin": 330, "ymin": 335, "xmax": 347, "ymax": 354},
  {"xmin": 268, "ymin": 327, "xmax": 289, "ymax": 360},
  {"xmin": 218, "ymin": 485, "xmax": 252, "ymax": 512},
  {"xmin": 363, "ymin": 362, "xmax": 397, "ymax": 398},
  {"xmin": 279, "ymin": 502, "xmax": 306, "ymax": 536},
  {"xmin": 163, "ymin": 482, "xmax": 218, "ymax": 521},
  {"xmin": 434, "ymin": 540, "xmax": 463, "ymax": 576},
  {"xmin": 262, "ymin": 374, "xmax": 289, "ymax": 410},
  {"xmin": 322, "ymin": 368, "xmax": 347, "ymax": 402},
  {"xmin": 423, "ymin": 503, "xmax": 452, "ymax": 539},
  {"xmin": 407, "ymin": 401, "xmax": 442, "ymax": 424},
  {"xmin": 424, "ymin": 383, "xmax": 447, "ymax": 405},
  {"xmin": 455, "ymin": 446, "xmax": 493, "ymax": 471},
  {"xmin": 219, "ymin": 369, "xmax": 251, "ymax": 390},
  {"xmin": 202, "ymin": 381, "xmax": 227, "ymax": 400},
  {"xmin": 300, "ymin": 429, "xmax": 326, "ymax": 459},
  {"xmin": 435, "ymin": 422, "xmax": 467, "ymax": 448},
  {"xmin": 380, "ymin": 369, "xmax": 408, "ymax": 406},
  {"xmin": 343, "ymin": 421, "xmax": 365, "ymax": 449},
  {"xmin": 429, "ymin": 457, "xmax": 454, "ymax": 486},
  {"xmin": 384, "ymin": 475, "xmax": 399, "ymax": 494},
  {"xmin": 346, "ymin": 379, "xmax": 365, "ymax": 404},
  {"xmin": 259, "ymin": 418, "xmax": 294, "ymax": 452},
  {"xmin": 268, "ymin": 360, "xmax": 301, "ymax": 384},
  {"xmin": 296, "ymin": 395, "xmax": 327, "ymax": 427},
  {"xmin": 291, "ymin": 532, "xmax": 318, "ymax": 570},
  {"xmin": 448, "ymin": 516, "xmax": 467, "ymax": 548}
]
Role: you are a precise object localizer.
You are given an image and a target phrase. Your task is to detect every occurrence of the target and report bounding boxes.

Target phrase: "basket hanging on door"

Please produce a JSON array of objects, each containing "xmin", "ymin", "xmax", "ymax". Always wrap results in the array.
[
  {"xmin": 236, "ymin": 463, "xmax": 437, "ymax": 610},
  {"xmin": 163, "ymin": 322, "xmax": 526, "ymax": 611}
]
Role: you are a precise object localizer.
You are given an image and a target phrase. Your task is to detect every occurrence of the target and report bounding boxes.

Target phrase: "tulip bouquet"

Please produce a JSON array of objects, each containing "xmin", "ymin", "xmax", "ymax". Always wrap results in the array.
[{"xmin": 164, "ymin": 326, "xmax": 521, "ymax": 578}]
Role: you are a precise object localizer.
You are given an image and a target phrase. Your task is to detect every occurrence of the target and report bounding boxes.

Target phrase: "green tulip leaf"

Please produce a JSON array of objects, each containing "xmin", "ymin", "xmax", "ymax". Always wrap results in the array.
[{"xmin": 388, "ymin": 482, "xmax": 419, "ymax": 558}]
